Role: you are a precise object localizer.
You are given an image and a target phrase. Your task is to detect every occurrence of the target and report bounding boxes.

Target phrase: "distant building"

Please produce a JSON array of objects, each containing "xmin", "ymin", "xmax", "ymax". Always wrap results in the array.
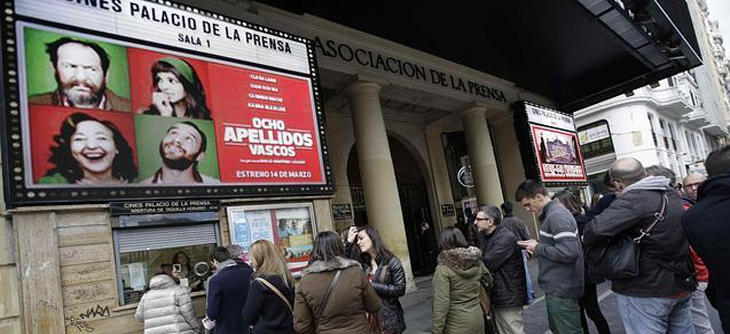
[{"xmin": 575, "ymin": 0, "xmax": 730, "ymax": 192}]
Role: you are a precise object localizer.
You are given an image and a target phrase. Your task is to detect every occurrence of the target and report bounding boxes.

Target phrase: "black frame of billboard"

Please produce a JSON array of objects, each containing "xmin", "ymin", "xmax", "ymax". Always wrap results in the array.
[
  {"xmin": 513, "ymin": 100, "xmax": 588, "ymax": 187},
  {"xmin": 0, "ymin": 0, "xmax": 333, "ymax": 207}
]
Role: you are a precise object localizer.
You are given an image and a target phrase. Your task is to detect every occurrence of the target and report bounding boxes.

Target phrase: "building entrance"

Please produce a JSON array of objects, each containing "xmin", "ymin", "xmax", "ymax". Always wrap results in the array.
[{"xmin": 347, "ymin": 135, "xmax": 437, "ymax": 276}]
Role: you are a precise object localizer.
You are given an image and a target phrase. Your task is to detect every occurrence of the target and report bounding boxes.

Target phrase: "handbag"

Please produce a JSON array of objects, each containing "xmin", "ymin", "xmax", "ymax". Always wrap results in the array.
[
  {"xmin": 254, "ymin": 277, "xmax": 292, "ymax": 312},
  {"xmin": 585, "ymin": 193, "xmax": 668, "ymax": 281},
  {"xmin": 478, "ymin": 273, "xmax": 497, "ymax": 334},
  {"xmin": 314, "ymin": 270, "xmax": 342, "ymax": 329}
]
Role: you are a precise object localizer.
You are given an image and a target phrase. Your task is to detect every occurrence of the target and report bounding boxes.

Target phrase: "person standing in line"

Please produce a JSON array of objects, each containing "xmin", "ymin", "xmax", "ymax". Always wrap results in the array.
[
  {"xmin": 293, "ymin": 231, "xmax": 381, "ymax": 334},
  {"xmin": 684, "ymin": 149, "xmax": 730, "ymax": 333},
  {"xmin": 680, "ymin": 172, "xmax": 715, "ymax": 334},
  {"xmin": 552, "ymin": 190, "xmax": 611, "ymax": 334},
  {"xmin": 206, "ymin": 247, "xmax": 253, "ymax": 334},
  {"xmin": 135, "ymin": 264, "xmax": 202, "ymax": 334},
  {"xmin": 515, "ymin": 180, "xmax": 584, "ymax": 334},
  {"xmin": 241, "ymin": 240, "xmax": 295, "ymax": 334},
  {"xmin": 475, "ymin": 205, "xmax": 526, "ymax": 334},
  {"xmin": 584, "ymin": 158, "xmax": 696, "ymax": 334},
  {"xmin": 350, "ymin": 226, "xmax": 407, "ymax": 334},
  {"xmin": 500, "ymin": 202, "xmax": 534, "ymax": 305},
  {"xmin": 432, "ymin": 227, "xmax": 490, "ymax": 334}
]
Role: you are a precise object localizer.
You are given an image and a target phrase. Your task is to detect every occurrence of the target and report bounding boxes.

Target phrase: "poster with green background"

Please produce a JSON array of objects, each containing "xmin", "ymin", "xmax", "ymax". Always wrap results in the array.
[
  {"xmin": 134, "ymin": 114, "xmax": 220, "ymax": 182},
  {"xmin": 23, "ymin": 26, "xmax": 131, "ymax": 99}
]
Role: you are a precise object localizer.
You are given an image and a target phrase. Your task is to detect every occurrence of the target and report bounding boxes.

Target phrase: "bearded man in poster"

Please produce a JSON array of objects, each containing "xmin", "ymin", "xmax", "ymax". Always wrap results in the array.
[
  {"xmin": 142, "ymin": 121, "xmax": 219, "ymax": 184},
  {"xmin": 29, "ymin": 37, "xmax": 130, "ymax": 111}
]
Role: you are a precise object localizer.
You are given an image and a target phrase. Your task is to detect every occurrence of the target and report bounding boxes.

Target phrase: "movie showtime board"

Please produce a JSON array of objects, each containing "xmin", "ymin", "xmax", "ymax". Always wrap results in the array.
[
  {"xmin": 0, "ymin": 0, "xmax": 332, "ymax": 206},
  {"xmin": 513, "ymin": 101, "xmax": 587, "ymax": 186}
]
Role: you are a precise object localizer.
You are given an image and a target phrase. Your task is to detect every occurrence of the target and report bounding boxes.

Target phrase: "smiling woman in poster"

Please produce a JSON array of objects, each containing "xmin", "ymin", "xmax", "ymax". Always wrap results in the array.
[
  {"xmin": 39, "ymin": 112, "xmax": 137, "ymax": 185},
  {"xmin": 141, "ymin": 57, "xmax": 212, "ymax": 120}
]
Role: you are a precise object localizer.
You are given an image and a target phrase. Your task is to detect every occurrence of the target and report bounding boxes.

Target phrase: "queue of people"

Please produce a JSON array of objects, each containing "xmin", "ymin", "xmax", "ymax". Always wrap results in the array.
[{"xmin": 134, "ymin": 146, "xmax": 730, "ymax": 334}]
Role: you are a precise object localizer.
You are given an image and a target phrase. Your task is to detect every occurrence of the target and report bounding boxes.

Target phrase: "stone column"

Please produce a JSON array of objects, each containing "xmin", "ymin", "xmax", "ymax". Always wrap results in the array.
[
  {"xmin": 345, "ymin": 81, "xmax": 415, "ymax": 290},
  {"xmin": 462, "ymin": 105, "xmax": 505, "ymax": 206}
]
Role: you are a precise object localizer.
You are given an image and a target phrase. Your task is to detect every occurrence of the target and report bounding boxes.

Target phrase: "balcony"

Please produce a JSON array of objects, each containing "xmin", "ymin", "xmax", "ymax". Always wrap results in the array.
[
  {"xmin": 649, "ymin": 86, "xmax": 695, "ymax": 117},
  {"xmin": 703, "ymin": 123, "xmax": 728, "ymax": 136},
  {"xmin": 682, "ymin": 112, "xmax": 713, "ymax": 128}
]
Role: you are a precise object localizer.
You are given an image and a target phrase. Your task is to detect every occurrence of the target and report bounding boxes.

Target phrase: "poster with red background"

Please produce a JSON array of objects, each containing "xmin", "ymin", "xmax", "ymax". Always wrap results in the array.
[
  {"xmin": 28, "ymin": 105, "xmax": 137, "ymax": 183},
  {"xmin": 206, "ymin": 63, "xmax": 323, "ymax": 184},
  {"xmin": 530, "ymin": 124, "xmax": 587, "ymax": 183}
]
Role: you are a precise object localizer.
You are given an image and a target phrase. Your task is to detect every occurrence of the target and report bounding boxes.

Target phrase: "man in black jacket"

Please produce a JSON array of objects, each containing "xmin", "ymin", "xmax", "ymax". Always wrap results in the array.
[
  {"xmin": 206, "ymin": 247, "xmax": 253, "ymax": 334},
  {"xmin": 476, "ymin": 204, "xmax": 526, "ymax": 334},
  {"xmin": 584, "ymin": 158, "xmax": 695, "ymax": 333},
  {"xmin": 684, "ymin": 146, "xmax": 730, "ymax": 333}
]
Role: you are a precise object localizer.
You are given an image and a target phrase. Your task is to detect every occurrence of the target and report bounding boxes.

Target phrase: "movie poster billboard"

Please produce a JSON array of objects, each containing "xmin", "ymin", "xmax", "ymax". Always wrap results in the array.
[
  {"xmin": 1, "ymin": 0, "xmax": 332, "ymax": 206},
  {"xmin": 515, "ymin": 101, "xmax": 587, "ymax": 185},
  {"xmin": 227, "ymin": 203, "xmax": 316, "ymax": 276}
]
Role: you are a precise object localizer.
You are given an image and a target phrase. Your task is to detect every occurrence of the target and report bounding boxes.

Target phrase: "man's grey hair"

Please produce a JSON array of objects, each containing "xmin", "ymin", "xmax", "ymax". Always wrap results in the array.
[
  {"xmin": 228, "ymin": 244, "xmax": 244, "ymax": 259},
  {"xmin": 609, "ymin": 158, "xmax": 646, "ymax": 187},
  {"xmin": 645, "ymin": 165, "xmax": 676, "ymax": 186},
  {"xmin": 478, "ymin": 204, "xmax": 502, "ymax": 225}
]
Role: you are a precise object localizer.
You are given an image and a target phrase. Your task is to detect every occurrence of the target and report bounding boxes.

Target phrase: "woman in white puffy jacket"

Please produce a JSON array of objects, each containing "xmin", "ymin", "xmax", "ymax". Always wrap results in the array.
[{"xmin": 135, "ymin": 264, "xmax": 202, "ymax": 334}]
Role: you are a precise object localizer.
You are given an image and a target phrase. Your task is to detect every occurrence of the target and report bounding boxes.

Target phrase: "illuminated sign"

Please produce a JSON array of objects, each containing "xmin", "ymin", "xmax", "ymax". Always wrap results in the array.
[{"xmin": 1, "ymin": 0, "xmax": 332, "ymax": 206}]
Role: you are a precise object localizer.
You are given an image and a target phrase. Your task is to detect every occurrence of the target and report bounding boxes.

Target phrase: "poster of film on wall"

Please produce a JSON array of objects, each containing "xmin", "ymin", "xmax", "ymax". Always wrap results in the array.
[
  {"xmin": 0, "ymin": 0, "xmax": 333, "ymax": 206},
  {"xmin": 513, "ymin": 101, "xmax": 588, "ymax": 186}
]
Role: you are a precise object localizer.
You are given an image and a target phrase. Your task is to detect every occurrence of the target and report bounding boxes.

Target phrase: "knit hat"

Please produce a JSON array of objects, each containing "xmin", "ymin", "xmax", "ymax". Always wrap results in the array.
[{"xmin": 159, "ymin": 57, "xmax": 195, "ymax": 84}]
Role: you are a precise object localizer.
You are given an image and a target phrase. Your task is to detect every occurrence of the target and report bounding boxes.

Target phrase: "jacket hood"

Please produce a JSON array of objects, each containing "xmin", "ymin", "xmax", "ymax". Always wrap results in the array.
[
  {"xmin": 698, "ymin": 173, "xmax": 730, "ymax": 199},
  {"xmin": 149, "ymin": 274, "xmax": 176, "ymax": 290},
  {"xmin": 623, "ymin": 175, "xmax": 670, "ymax": 194},
  {"xmin": 438, "ymin": 246, "xmax": 482, "ymax": 276},
  {"xmin": 303, "ymin": 256, "xmax": 361, "ymax": 275}
]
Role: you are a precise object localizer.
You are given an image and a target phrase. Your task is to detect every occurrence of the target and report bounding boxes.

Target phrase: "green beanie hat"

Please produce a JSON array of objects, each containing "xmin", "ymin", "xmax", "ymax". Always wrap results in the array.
[{"xmin": 159, "ymin": 57, "xmax": 195, "ymax": 84}]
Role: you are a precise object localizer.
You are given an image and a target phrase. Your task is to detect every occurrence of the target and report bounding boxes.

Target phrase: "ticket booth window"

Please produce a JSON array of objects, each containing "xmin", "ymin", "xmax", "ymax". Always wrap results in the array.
[{"xmin": 112, "ymin": 210, "xmax": 221, "ymax": 305}]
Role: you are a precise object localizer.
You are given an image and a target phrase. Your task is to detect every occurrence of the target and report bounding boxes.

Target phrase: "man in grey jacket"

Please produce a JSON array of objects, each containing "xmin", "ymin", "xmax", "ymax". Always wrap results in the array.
[
  {"xmin": 584, "ymin": 158, "xmax": 695, "ymax": 334},
  {"xmin": 515, "ymin": 180, "xmax": 584, "ymax": 334}
]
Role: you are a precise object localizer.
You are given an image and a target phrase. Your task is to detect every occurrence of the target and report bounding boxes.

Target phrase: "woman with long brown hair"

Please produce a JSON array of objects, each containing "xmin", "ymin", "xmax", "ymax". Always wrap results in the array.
[{"xmin": 241, "ymin": 240, "xmax": 295, "ymax": 334}]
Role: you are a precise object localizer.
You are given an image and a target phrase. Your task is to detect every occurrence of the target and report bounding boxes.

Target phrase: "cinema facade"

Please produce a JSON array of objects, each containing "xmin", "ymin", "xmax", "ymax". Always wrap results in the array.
[{"xmin": 0, "ymin": 1, "xmax": 701, "ymax": 333}]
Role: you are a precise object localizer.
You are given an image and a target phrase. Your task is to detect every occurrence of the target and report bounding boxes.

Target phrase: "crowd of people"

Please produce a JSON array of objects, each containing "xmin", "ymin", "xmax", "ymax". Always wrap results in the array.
[{"xmin": 134, "ymin": 145, "xmax": 730, "ymax": 334}]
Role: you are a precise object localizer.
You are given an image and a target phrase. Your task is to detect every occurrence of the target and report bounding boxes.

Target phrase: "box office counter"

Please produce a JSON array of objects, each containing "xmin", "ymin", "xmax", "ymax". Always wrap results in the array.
[{"xmin": 9, "ymin": 196, "xmax": 333, "ymax": 334}]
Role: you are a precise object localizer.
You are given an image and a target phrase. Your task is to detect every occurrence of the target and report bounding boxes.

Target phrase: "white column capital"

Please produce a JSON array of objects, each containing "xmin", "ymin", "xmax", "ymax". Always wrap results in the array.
[
  {"xmin": 344, "ymin": 80, "xmax": 382, "ymax": 99},
  {"xmin": 459, "ymin": 102, "xmax": 488, "ymax": 119}
]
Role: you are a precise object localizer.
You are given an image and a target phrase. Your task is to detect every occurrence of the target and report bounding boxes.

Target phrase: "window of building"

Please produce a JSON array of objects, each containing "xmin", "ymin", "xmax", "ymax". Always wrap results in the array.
[
  {"xmin": 648, "ymin": 114, "xmax": 658, "ymax": 147},
  {"xmin": 667, "ymin": 77, "xmax": 675, "ymax": 87},
  {"xmin": 659, "ymin": 119, "xmax": 670, "ymax": 150},
  {"xmin": 669, "ymin": 124, "xmax": 678, "ymax": 151},
  {"xmin": 112, "ymin": 211, "xmax": 221, "ymax": 305},
  {"xmin": 689, "ymin": 91, "xmax": 697, "ymax": 106}
]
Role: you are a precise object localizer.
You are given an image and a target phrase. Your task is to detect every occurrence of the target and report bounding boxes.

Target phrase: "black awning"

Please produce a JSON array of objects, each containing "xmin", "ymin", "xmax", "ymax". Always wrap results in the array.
[{"xmin": 255, "ymin": 0, "xmax": 702, "ymax": 112}]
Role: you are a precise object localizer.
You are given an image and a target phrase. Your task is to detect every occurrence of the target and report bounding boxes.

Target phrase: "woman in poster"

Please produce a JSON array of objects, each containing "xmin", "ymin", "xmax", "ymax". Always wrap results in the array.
[
  {"xmin": 141, "ymin": 57, "xmax": 212, "ymax": 120},
  {"xmin": 40, "ymin": 112, "xmax": 137, "ymax": 185}
]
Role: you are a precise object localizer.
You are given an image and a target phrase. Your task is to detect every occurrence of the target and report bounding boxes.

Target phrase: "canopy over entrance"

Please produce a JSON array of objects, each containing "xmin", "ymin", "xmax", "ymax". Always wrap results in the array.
[{"xmin": 257, "ymin": 0, "xmax": 702, "ymax": 112}]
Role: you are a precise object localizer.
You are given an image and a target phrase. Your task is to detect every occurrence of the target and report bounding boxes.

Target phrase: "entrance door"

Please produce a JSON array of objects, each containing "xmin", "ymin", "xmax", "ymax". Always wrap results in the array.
[{"xmin": 347, "ymin": 136, "xmax": 437, "ymax": 276}]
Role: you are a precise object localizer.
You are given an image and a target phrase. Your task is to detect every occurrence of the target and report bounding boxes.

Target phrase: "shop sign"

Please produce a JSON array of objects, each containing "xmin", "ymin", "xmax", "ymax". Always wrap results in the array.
[
  {"xmin": 440, "ymin": 203, "xmax": 455, "ymax": 216},
  {"xmin": 227, "ymin": 202, "xmax": 316, "ymax": 275},
  {"xmin": 110, "ymin": 199, "xmax": 219, "ymax": 216},
  {"xmin": 515, "ymin": 102, "xmax": 587, "ymax": 185},
  {"xmin": 331, "ymin": 203, "xmax": 353, "ymax": 220},
  {"xmin": 312, "ymin": 36, "xmax": 507, "ymax": 103},
  {"xmin": 1, "ymin": 0, "xmax": 332, "ymax": 207},
  {"xmin": 457, "ymin": 166, "xmax": 475, "ymax": 188},
  {"xmin": 578, "ymin": 123, "xmax": 611, "ymax": 145}
]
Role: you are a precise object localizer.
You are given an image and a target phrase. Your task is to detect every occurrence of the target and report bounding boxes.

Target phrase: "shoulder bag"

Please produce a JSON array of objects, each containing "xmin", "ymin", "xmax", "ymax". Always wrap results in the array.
[
  {"xmin": 314, "ymin": 270, "xmax": 342, "ymax": 329},
  {"xmin": 255, "ymin": 277, "xmax": 292, "ymax": 312},
  {"xmin": 586, "ymin": 193, "xmax": 668, "ymax": 281}
]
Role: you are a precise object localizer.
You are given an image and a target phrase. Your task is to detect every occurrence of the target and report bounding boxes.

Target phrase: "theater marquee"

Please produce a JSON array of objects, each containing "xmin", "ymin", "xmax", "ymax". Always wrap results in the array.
[
  {"xmin": 514, "ymin": 101, "xmax": 587, "ymax": 185},
  {"xmin": 1, "ymin": 0, "xmax": 332, "ymax": 206}
]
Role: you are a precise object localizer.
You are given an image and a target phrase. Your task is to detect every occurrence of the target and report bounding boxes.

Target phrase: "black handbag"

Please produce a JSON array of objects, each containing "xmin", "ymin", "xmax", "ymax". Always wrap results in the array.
[{"xmin": 585, "ymin": 193, "xmax": 668, "ymax": 281}]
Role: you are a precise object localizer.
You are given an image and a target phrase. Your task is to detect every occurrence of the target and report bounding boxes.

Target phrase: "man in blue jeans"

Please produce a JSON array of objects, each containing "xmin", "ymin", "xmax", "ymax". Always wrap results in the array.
[{"xmin": 584, "ymin": 158, "xmax": 696, "ymax": 334}]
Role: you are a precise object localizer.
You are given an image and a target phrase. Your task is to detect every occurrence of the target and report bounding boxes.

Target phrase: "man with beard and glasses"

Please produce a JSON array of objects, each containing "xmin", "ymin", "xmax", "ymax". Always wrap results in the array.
[
  {"xmin": 29, "ymin": 37, "xmax": 130, "ymax": 111},
  {"xmin": 142, "ymin": 121, "xmax": 219, "ymax": 184}
]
